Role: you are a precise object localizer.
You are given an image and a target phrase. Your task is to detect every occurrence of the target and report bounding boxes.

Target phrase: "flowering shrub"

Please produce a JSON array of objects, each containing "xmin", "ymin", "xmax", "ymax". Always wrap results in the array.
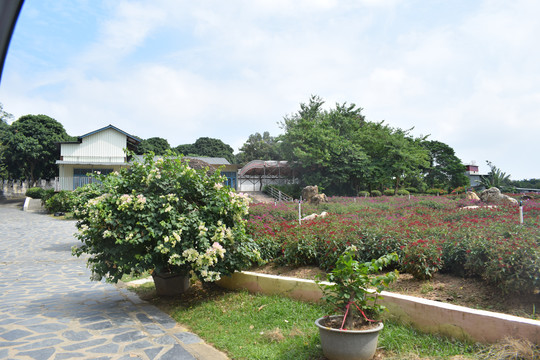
[
  {"xmin": 73, "ymin": 151, "xmax": 258, "ymax": 283},
  {"xmin": 246, "ymin": 196, "xmax": 540, "ymax": 295},
  {"xmin": 401, "ymin": 239, "xmax": 443, "ymax": 280},
  {"xmin": 483, "ymin": 235, "xmax": 540, "ymax": 294}
]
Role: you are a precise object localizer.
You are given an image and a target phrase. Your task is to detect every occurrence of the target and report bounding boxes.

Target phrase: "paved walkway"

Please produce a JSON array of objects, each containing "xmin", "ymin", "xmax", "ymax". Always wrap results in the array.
[{"xmin": 0, "ymin": 200, "xmax": 228, "ymax": 360}]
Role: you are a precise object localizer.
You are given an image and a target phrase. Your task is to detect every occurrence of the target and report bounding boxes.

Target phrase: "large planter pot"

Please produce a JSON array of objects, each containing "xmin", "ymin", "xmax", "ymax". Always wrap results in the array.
[
  {"xmin": 152, "ymin": 272, "xmax": 190, "ymax": 296},
  {"xmin": 315, "ymin": 316, "xmax": 383, "ymax": 360}
]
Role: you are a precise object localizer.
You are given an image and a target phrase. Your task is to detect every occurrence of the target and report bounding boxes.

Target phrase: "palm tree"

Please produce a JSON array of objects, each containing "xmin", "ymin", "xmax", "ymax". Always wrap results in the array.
[{"xmin": 480, "ymin": 161, "xmax": 512, "ymax": 191}]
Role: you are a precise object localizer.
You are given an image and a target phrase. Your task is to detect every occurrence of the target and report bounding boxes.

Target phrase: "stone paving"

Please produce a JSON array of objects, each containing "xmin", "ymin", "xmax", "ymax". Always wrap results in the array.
[{"xmin": 0, "ymin": 200, "xmax": 228, "ymax": 360}]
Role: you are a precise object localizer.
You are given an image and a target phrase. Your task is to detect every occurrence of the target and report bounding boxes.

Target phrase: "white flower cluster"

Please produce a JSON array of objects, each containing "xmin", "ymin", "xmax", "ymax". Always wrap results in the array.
[
  {"xmin": 168, "ymin": 242, "xmax": 227, "ymax": 281},
  {"xmin": 198, "ymin": 222, "xmax": 208, "ymax": 237},
  {"xmin": 211, "ymin": 221, "xmax": 233, "ymax": 243},
  {"xmin": 117, "ymin": 194, "xmax": 146, "ymax": 211},
  {"xmin": 146, "ymin": 164, "xmax": 162, "ymax": 183}
]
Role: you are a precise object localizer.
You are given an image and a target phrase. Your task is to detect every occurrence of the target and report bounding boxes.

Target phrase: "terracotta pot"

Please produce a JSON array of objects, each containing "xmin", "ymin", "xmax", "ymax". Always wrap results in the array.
[
  {"xmin": 152, "ymin": 272, "xmax": 190, "ymax": 296},
  {"xmin": 315, "ymin": 315, "xmax": 383, "ymax": 360}
]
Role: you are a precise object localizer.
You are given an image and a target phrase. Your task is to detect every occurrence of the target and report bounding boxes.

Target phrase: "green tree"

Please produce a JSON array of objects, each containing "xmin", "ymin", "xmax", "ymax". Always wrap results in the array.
[
  {"xmin": 136, "ymin": 137, "xmax": 171, "ymax": 155},
  {"xmin": 1, "ymin": 114, "xmax": 73, "ymax": 181},
  {"xmin": 279, "ymin": 96, "xmax": 370, "ymax": 195},
  {"xmin": 422, "ymin": 140, "xmax": 469, "ymax": 191},
  {"xmin": 174, "ymin": 144, "xmax": 194, "ymax": 156},
  {"xmin": 191, "ymin": 137, "xmax": 235, "ymax": 163},
  {"xmin": 237, "ymin": 131, "xmax": 281, "ymax": 164},
  {"xmin": 510, "ymin": 178, "xmax": 540, "ymax": 189},
  {"xmin": 357, "ymin": 122, "xmax": 430, "ymax": 194}
]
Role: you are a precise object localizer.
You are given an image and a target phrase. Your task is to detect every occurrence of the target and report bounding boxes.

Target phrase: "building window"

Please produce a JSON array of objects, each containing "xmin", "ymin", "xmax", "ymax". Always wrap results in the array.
[{"xmin": 73, "ymin": 168, "xmax": 113, "ymax": 189}]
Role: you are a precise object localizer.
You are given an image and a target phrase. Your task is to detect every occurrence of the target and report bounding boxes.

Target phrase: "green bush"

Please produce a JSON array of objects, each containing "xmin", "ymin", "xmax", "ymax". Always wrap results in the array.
[
  {"xmin": 401, "ymin": 239, "xmax": 443, "ymax": 280},
  {"xmin": 25, "ymin": 187, "xmax": 45, "ymax": 199},
  {"xmin": 357, "ymin": 191, "xmax": 370, "ymax": 197},
  {"xmin": 73, "ymin": 151, "xmax": 259, "ymax": 283},
  {"xmin": 384, "ymin": 189, "xmax": 395, "ymax": 196},
  {"xmin": 426, "ymin": 188, "xmax": 447, "ymax": 195},
  {"xmin": 278, "ymin": 236, "xmax": 319, "ymax": 267},
  {"xmin": 397, "ymin": 189, "xmax": 410, "ymax": 196},
  {"xmin": 405, "ymin": 187, "xmax": 418, "ymax": 194},
  {"xmin": 483, "ymin": 237, "xmax": 540, "ymax": 295},
  {"xmin": 44, "ymin": 191, "xmax": 76, "ymax": 213},
  {"xmin": 370, "ymin": 190, "xmax": 382, "ymax": 197}
]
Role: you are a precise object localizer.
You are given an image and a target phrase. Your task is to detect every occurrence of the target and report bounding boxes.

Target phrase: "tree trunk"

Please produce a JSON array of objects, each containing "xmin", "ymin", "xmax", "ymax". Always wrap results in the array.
[{"xmin": 343, "ymin": 292, "xmax": 356, "ymax": 330}]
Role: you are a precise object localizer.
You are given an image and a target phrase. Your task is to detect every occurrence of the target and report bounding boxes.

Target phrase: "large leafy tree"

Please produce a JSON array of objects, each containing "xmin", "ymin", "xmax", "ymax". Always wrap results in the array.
[
  {"xmin": 236, "ymin": 131, "xmax": 281, "ymax": 164},
  {"xmin": 1, "ymin": 114, "xmax": 73, "ymax": 181},
  {"xmin": 422, "ymin": 140, "xmax": 468, "ymax": 191},
  {"xmin": 356, "ymin": 122, "xmax": 430, "ymax": 193},
  {"xmin": 136, "ymin": 137, "xmax": 171, "ymax": 155},
  {"xmin": 174, "ymin": 138, "xmax": 235, "ymax": 164},
  {"xmin": 280, "ymin": 96, "xmax": 430, "ymax": 195},
  {"xmin": 280, "ymin": 96, "xmax": 370, "ymax": 195}
]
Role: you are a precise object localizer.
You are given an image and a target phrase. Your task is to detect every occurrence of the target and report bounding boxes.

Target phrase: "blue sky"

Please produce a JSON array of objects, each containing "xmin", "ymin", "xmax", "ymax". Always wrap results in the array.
[{"xmin": 1, "ymin": 0, "xmax": 539, "ymax": 180}]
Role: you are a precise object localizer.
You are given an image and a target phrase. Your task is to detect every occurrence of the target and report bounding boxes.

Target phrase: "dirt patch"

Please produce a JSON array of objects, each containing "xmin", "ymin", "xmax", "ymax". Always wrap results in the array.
[{"xmin": 251, "ymin": 262, "xmax": 540, "ymax": 319}]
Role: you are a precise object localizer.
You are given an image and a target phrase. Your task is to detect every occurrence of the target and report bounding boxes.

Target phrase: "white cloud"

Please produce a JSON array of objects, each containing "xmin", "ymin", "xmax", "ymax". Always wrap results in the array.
[{"xmin": 1, "ymin": 0, "xmax": 539, "ymax": 179}]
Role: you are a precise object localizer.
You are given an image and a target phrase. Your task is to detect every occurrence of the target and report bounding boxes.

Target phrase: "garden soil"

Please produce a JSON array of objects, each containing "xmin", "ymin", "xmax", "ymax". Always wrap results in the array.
[{"xmin": 252, "ymin": 262, "xmax": 540, "ymax": 319}]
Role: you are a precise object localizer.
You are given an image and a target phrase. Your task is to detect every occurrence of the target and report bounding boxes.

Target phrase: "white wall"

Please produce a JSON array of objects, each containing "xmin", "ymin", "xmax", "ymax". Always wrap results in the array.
[{"xmin": 61, "ymin": 129, "xmax": 127, "ymax": 163}]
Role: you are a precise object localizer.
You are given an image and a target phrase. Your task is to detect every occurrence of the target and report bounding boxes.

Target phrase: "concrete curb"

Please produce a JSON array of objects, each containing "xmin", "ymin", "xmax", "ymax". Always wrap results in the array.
[
  {"xmin": 217, "ymin": 271, "xmax": 540, "ymax": 344},
  {"xmin": 22, "ymin": 197, "xmax": 47, "ymax": 213}
]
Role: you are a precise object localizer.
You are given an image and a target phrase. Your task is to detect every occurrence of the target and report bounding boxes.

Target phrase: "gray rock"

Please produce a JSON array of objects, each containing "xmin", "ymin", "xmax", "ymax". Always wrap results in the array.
[{"xmin": 480, "ymin": 187, "xmax": 518, "ymax": 205}]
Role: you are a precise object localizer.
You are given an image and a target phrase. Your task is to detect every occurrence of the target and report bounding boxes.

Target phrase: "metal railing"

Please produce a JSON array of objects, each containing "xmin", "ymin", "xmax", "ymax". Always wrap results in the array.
[{"xmin": 265, "ymin": 185, "xmax": 293, "ymax": 202}]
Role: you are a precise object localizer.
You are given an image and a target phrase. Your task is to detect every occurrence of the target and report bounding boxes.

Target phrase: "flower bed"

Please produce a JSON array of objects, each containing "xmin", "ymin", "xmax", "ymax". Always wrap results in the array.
[{"xmin": 247, "ymin": 196, "xmax": 540, "ymax": 295}]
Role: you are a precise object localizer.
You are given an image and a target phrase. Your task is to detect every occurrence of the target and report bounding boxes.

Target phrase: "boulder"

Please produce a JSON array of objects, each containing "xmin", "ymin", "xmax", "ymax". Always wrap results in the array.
[
  {"xmin": 480, "ymin": 187, "xmax": 518, "ymax": 205},
  {"xmin": 302, "ymin": 185, "xmax": 329, "ymax": 205},
  {"xmin": 311, "ymin": 193, "xmax": 329, "ymax": 205},
  {"xmin": 466, "ymin": 192, "xmax": 480, "ymax": 201},
  {"xmin": 301, "ymin": 185, "xmax": 319, "ymax": 202}
]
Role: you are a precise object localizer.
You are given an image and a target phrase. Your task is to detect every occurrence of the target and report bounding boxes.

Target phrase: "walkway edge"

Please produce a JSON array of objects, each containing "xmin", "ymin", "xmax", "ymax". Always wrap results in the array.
[{"xmin": 217, "ymin": 271, "xmax": 540, "ymax": 344}]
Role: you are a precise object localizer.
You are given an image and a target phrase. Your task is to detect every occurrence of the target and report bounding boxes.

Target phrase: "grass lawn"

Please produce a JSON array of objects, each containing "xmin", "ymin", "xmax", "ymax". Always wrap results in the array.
[{"xmin": 130, "ymin": 282, "xmax": 484, "ymax": 359}]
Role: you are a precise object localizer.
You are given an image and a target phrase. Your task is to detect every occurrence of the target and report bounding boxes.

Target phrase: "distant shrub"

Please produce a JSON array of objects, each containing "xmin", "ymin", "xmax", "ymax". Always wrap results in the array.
[
  {"xmin": 358, "ymin": 191, "xmax": 370, "ymax": 197},
  {"xmin": 405, "ymin": 187, "xmax": 418, "ymax": 194},
  {"xmin": 384, "ymin": 189, "xmax": 395, "ymax": 196},
  {"xmin": 416, "ymin": 199, "xmax": 450, "ymax": 210},
  {"xmin": 25, "ymin": 187, "xmax": 45, "ymax": 199},
  {"xmin": 45, "ymin": 191, "xmax": 76, "ymax": 213},
  {"xmin": 426, "ymin": 188, "xmax": 447, "ymax": 195},
  {"xmin": 397, "ymin": 189, "xmax": 410, "ymax": 196},
  {"xmin": 370, "ymin": 190, "xmax": 382, "ymax": 197},
  {"xmin": 451, "ymin": 186, "xmax": 467, "ymax": 194}
]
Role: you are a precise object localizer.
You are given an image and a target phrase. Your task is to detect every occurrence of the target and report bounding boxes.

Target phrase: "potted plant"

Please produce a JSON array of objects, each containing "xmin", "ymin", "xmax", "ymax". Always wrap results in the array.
[
  {"xmin": 72, "ymin": 151, "xmax": 261, "ymax": 295},
  {"xmin": 315, "ymin": 246, "xmax": 399, "ymax": 360}
]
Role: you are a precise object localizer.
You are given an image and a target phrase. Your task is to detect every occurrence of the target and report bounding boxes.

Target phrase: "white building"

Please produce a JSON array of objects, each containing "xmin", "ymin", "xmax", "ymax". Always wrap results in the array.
[{"xmin": 56, "ymin": 125, "xmax": 140, "ymax": 190}]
